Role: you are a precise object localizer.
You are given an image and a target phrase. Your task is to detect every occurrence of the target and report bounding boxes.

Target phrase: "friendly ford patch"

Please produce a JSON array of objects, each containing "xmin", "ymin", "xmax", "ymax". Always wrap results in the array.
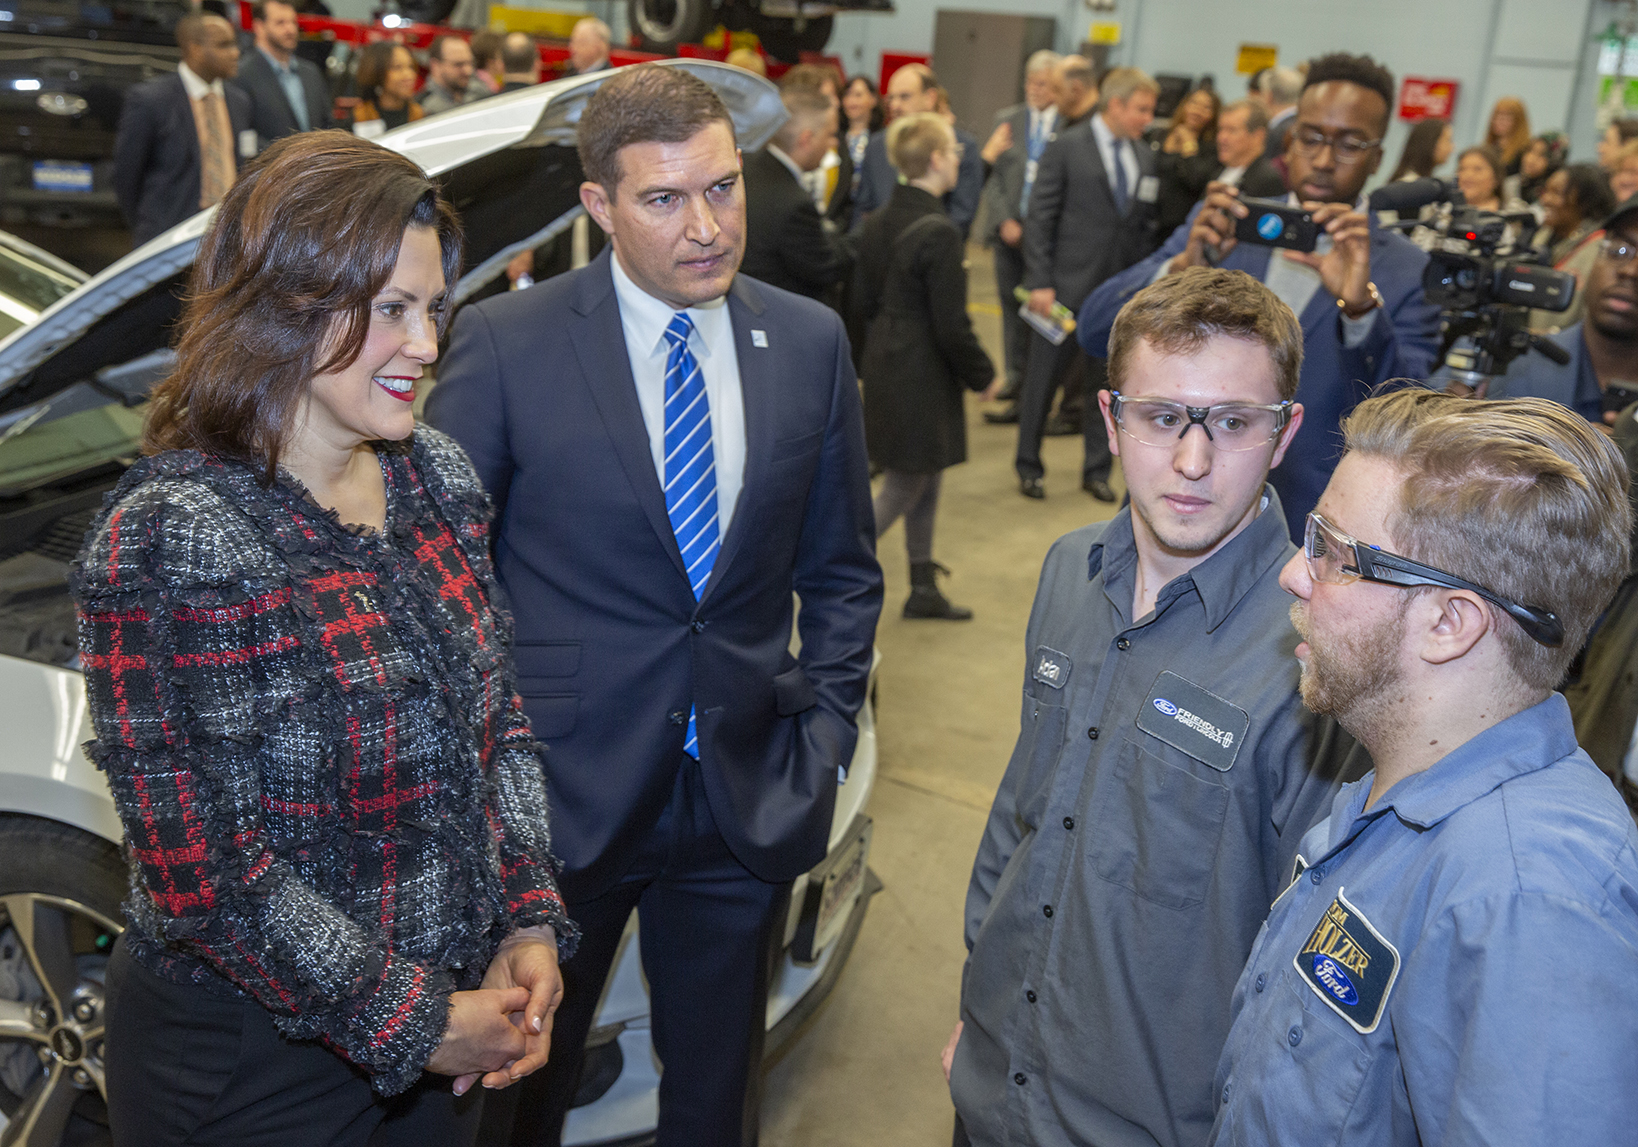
[
  {"xmin": 1033, "ymin": 645, "xmax": 1071, "ymax": 690},
  {"xmin": 1134, "ymin": 670, "xmax": 1248, "ymax": 771},
  {"xmin": 1294, "ymin": 888, "xmax": 1400, "ymax": 1034}
]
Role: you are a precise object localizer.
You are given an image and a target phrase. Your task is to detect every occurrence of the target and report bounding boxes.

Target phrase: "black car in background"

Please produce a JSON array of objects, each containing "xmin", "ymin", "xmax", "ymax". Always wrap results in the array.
[{"xmin": 0, "ymin": 0, "xmax": 187, "ymax": 264}]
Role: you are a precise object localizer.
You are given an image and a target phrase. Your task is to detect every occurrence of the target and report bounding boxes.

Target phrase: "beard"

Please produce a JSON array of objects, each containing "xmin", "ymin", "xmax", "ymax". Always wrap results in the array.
[{"xmin": 1289, "ymin": 598, "xmax": 1407, "ymax": 741}]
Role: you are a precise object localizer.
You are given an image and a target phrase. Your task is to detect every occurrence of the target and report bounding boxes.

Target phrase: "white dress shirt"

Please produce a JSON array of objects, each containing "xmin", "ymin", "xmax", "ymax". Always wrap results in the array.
[
  {"xmin": 1089, "ymin": 112, "xmax": 1139, "ymax": 202},
  {"xmin": 176, "ymin": 60, "xmax": 225, "ymax": 102},
  {"xmin": 610, "ymin": 252, "xmax": 747, "ymax": 535}
]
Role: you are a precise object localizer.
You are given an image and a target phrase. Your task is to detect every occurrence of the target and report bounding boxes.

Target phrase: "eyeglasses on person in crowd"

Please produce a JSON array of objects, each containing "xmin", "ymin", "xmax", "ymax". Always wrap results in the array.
[
  {"xmin": 1289, "ymin": 126, "xmax": 1383, "ymax": 165},
  {"xmin": 1599, "ymin": 236, "xmax": 1638, "ymax": 265},
  {"xmin": 1303, "ymin": 512, "xmax": 1564, "ymax": 647},
  {"xmin": 1108, "ymin": 391, "xmax": 1293, "ymax": 452}
]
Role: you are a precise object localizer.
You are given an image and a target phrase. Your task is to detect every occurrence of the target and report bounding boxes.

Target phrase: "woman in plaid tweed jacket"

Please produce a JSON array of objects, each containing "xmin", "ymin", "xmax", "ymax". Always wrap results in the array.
[{"xmin": 72, "ymin": 134, "xmax": 576, "ymax": 1143}]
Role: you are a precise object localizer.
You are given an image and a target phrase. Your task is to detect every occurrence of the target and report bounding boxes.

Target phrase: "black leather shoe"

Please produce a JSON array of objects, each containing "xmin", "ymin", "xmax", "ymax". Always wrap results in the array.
[
  {"xmin": 1020, "ymin": 478, "xmax": 1046, "ymax": 500},
  {"xmin": 1083, "ymin": 477, "xmax": 1116, "ymax": 503},
  {"xmin": 983, "ymin": 404, "xmax": 1020, "ymax": 425},
  {"xmin": 1044, "ymin": 413, "xmax": 1081, "ymax": 436}
]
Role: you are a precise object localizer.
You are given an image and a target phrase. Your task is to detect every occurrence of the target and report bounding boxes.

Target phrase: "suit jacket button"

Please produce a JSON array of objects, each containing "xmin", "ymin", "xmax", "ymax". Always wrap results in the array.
[
  {"xmin": 669, "ymin": 710, "xmax": 687, "ymax": 725},
  {"xmin": 691, "ymin": 619, "xmax": 706, "ymax": 633}
]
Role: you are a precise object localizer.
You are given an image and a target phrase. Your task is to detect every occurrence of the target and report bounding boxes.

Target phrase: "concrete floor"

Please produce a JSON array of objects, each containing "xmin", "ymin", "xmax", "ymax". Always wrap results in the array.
[{"xmin": 759, "ymin": 248, "xmax": 1122, "ymax": 1144}]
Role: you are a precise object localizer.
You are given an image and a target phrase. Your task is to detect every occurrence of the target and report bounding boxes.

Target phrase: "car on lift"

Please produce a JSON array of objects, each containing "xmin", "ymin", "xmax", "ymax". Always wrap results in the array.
[
  {"xmin": 0, "ymin": 60, "xmax": 879, "ymax": 1147},
  {"xmin": 625, "ymin": 0, "xmax": 893, "ymax": 61}
]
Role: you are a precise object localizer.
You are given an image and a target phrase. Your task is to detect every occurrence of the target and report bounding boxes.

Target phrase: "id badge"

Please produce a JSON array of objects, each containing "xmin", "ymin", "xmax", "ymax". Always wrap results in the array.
[{"xmin": 1136, "ymin": 175, "xmax": 1160, "ymax": 203}]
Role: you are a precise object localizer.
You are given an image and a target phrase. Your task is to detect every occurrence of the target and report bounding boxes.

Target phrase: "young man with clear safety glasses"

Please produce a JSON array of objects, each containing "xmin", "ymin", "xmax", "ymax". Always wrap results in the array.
[
  {"xmin": 1210, "ymin": 389, "xmax": 1638, "ymax": 1145},
  {"xmin": 947, "ymin": 267, "xmax": 1346, "ymax": 1147}
]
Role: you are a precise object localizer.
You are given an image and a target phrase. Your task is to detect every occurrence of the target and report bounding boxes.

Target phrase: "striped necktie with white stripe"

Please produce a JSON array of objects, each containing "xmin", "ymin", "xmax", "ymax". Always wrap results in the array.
[{"xmin": 662, "ymin": 311, "xmax": 718, "ymax": 759}]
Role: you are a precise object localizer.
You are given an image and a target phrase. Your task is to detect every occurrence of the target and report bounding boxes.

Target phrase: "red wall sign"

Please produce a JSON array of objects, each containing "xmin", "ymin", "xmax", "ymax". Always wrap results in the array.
[{"xmin": 1399, "ymin": 77, "xmax": 1459, "ymax": 121}]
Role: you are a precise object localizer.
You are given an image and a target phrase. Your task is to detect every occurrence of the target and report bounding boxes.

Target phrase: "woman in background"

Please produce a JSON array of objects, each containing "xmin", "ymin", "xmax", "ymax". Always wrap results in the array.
[
  {"xmin": 80, "ymin": 132, "xmax": 575, "ymax": 1146},
  {"xmin": 854, "ymin": 113, "xmax": 999, "ymax": 621},
  {"xmin": 1531, "ymin": 163, "xmax": 1616, "ymax": 330},
  {"xmin": 1515, "ymin": 131, "xmax": 1567, "ymax": 206},
  {"xmin": 842, "ymin": 74, "xmax": 883, "ymax": 196},
  {"xmin": 1455, "ymin": 144, "xmax": 1510, "ymax": 211},
  {"xmin": 1153, "ymin": 86, "xmax": 1221, "ymax": 239},
  {"xmin": 353, "ymin": 41, "xmax": 423, "ymax": 137},
  {"xmin": 1388, "ymin": 117, "xmax": 1451, "ymax": 182},
  {"xmin": 1483, "ymin": 96, "xmax": 1531, "ymax": 176}
]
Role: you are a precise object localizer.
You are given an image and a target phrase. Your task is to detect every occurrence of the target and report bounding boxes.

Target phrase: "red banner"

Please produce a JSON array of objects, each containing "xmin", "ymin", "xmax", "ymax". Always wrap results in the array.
[{"xmin": 1399, "ymin": 77, "xmax": 1458, "ymax": 121}]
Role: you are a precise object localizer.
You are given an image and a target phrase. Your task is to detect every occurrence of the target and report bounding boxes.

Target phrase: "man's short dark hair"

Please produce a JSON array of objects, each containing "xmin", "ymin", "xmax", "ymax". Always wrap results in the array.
[
  {"xmin": 470, "ymin": 29, "xmax": 503, "ymax": 70},
  {"xmin": 1562, "ymin": 163, "xmax": 1616, "ymax": 223},
  {"xmin": 251, "ymin": 0, "xmax": 294, "ymax": 23},
  {"xmin": 1302, "ymin": 53, "xmax": 1395, "ymax": 133},
  {"xmin": 175, "ymin": 11, "xmax": 210, "ymax": 48},
  {"xmin": 578, "ymin": 65, "xmax": 735, "ymax": 190},
  {"xmin": 1222, "ymin": 98, "xmax": 1268, "ymax": 135},
  {"xmin": 500, "ymin": 32, "xmax": 536, "ymax": 74},
  {"xmin": 428, "ymin": 34, "xmax": 466, "ymax": 63}
]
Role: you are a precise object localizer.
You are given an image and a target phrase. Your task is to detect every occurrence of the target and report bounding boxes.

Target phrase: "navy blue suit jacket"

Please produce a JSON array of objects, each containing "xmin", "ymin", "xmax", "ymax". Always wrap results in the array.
[
  {"xmin": 113, "ymin": 73, "xmax": 253, "ymax": 246},
  {"xmin": 1077, "ymin": 204, "xmax": 1442, "ymax": 538},
  {"xmin": 424, "ymin": 250, "xmax": 883, "ymax": 901}
]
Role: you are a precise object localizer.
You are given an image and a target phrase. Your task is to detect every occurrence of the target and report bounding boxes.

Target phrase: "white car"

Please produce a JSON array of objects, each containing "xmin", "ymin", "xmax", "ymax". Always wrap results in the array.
[{"xmin": 0, "ymin": 62, "xmax": 879, "ymax": 1147}]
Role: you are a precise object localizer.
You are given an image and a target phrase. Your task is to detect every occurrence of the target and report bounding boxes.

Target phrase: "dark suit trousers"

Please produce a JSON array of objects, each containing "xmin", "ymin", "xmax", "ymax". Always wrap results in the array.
[
  {"xmin": 104, "ymin": 938, "xmax": 480, "ymax": 1147},
  {"xmin": 991, "ymin": 241, "xmax": 1028, "ymax": 387},
  {"xmin": 1014, "ymin": 330, "xmax": 1111, "ymax": 484},
  {"xmin": 491, "ymin": 757, "xmax": 789, "ymax": 1147}
]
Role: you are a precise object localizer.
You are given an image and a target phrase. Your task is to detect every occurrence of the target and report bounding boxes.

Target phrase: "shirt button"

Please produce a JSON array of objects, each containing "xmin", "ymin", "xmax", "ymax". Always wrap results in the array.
[
  {"xmin": 1288, "ymin": 1026, "xmax": 1303, "ymax": 1047},
  {"xmin": 1026, "ymin": 989, "xmax": 1037, "ymax": 1003},
  {"xmin": 1116, "ymin": 637, "xmax": 1131, "ymax": 651},
  {"xmin": 1063, "ymin": 816, "xmax": 1075, "ymax": 830},
  {"xmin": 1309, "ymin": 867, "xmax": 1323, "ymax": 884},
  {"xmin": 1254, "ymin": 973, "xmax": 1266, "ymax": 993},
  {"xmin": 1014, "ymin": 1072, "xmax": 1028, "ymax": 1086},
  {"xmin": 1087, "ymin": 726, "xmax": 1099, "ymax": 740},
  {"xmin": 1042, "ymin": 904, "xmax": 1054, "ymax": 918}
]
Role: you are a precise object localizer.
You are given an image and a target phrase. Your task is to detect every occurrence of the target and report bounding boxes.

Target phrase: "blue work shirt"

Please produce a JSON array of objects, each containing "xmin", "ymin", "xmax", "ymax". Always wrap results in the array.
[{"xmin": 1211, "ymin": 692, "xmax": 1638, "ymax": 1146}]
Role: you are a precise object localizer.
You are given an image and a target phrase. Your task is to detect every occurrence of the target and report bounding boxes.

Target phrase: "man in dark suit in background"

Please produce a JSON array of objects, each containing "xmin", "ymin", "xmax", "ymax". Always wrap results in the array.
[
  {"xmin": 740, "ymin": 84, "xmax": 852, "ymax": 300},
  {"xmin": 1211, "ymin": 98, "xmax": 1287, "ymax": 198},
  {"xmin": 1079, "ymin": 52, "xmax": 1442, "ymax": 539},
  {"xmin": 231, "ymin": 0, "xmax": 330, "ymax": 146},
  {"xmin": 497, "ymin": 31, "xmax": 541, "ymax": 92},
  {"xmin": 114, "ymin": 11, "xmax": 253, "ymax": 246},
  {"xmin": 851, "ymin": 63, "xmax": 982, "ymax": 237},
  {"xmin": 1015, "ymin": 66, "xmax": 1161, "ymax": 502},
  {"xmin": 979, "ymin": 48, "xmax": 1060, "ymax": 404},
  {"xmin": 425, "ymin": 64, "xmax": 881, "ymax": 1147}
]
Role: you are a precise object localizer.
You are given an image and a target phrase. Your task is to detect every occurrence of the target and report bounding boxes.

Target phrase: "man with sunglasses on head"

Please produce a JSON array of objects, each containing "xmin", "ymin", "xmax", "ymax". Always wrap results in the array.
[
  {"xmin": 947, "ymin": 268, "xmax": 1345, "ymax": 1147},
  {"xmin": 1211, "ymin": 389, "xmax": 1638, "ymax": 1145},
  {"xmin": 1077, "ymin": 53, "xmax": 1442, "ymax": 541}
]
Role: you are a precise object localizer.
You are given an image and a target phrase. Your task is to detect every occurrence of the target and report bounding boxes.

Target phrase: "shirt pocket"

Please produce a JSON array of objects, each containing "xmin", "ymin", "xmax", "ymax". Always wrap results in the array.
[
  {"xmin": 1090, "ymin": 734, "xmax": 1229, "ymax": 910},
  {"xmin": 1013, "ymin": 689, "xmax": 1069, "ymax": 826}
]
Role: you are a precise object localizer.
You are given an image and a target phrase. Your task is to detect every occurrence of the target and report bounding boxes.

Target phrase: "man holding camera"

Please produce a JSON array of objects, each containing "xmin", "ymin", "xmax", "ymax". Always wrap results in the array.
[{"xmin": 1078, "ymin": 53, "xmax": 1441, "ymax": 540}]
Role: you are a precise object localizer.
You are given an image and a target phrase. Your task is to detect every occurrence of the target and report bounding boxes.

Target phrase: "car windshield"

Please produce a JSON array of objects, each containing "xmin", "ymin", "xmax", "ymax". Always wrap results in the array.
[{"xmin": 0, "ymin": 242, "xmax": 80, "ymax": 341}]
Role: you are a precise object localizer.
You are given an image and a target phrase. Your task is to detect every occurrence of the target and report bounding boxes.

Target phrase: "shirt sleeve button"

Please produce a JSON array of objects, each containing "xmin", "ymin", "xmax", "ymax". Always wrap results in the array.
[
  {"xmin": 1288, "ymin": 1026, "xmax": 1303, "ymax": 1047},
  {"xmin": 1116, "ymin": 637, "xmax": 1131, "ymax": 651},
  {"xmin": 1014, "ymin": 1072, "xmax": 1028, "ymax": 1086}
]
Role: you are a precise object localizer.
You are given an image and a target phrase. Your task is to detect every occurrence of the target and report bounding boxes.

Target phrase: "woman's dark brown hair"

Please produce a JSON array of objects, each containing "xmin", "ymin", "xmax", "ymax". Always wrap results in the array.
[
  {"xmin": 144, "ymin": 130, "xmax": 462, "ymax": 482},
  {"xmin": 354, "ymin": 41, "xmax": 408, "ymax": 104}
]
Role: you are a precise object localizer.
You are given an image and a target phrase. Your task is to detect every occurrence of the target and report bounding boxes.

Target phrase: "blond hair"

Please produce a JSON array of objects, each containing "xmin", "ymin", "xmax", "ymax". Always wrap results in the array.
[
  {"xmin": 887, "ymin": 111, "xmax": 955, "ymax": 180},
  {"xmin": 1342, "ymin": 390, "xmax": 1632, "ymax": 690},
  {"xmin": 1107, "ymin": 267, "xmax": 1303, "ymax": 402},
  {"xmin": 1099, "ymin": 66, "xmax": 1159, "ymax": 104}
]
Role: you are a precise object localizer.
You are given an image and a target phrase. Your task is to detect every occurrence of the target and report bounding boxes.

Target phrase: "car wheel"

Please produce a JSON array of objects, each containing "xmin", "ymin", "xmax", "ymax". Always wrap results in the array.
[
  {"xmin": 0, "ymin": 816, "xmax": 124, "ymax": 1147},
  {"xmin": 393, "ymin": 0, "xmax": 459, "ymax": 24},
  {"xmin": 749, "ymin": 15, "xmax": 833, "ymax": 63},
  {"xmin": 628, "ymin": 0, "xmax": 717, "ymax": 54}
]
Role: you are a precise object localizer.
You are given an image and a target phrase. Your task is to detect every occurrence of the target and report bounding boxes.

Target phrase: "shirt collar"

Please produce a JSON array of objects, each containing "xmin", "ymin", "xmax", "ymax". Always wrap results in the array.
[
  {"xmin": 177, "ymin": 62, "xmax": 224, "ymax": 100},
  {"xmin": 609, "ymin": 249, "xmax": 728, "ymax": 360},
  {"xmin": 1086, "ymin": 484, "xmax": 1292, "ymax": 631},
  {"xmin": 765, "ymin": 144, "xmax": 806, "ymax": 184},
  {"xmin": 1334, "ymin": 692, "xmax": 1579, "ymax": 843},
  {"xmin": 1090, "ymin": 112, "xmax": 1120, "ymax": 155},
  {"xmin": 257, "ymin": 46, "xmax": 295, "ymax": 76}
]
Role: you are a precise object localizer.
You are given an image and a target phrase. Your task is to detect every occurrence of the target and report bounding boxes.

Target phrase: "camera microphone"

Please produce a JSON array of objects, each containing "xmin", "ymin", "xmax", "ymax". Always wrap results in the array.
[{"xmin": 1367, "ymin": 177, "xmax": 1456, "ymax": 217}]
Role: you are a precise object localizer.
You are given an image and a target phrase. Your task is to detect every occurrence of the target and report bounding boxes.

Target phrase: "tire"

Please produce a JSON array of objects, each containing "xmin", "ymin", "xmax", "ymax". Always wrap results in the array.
[
  {"xmin": 394, "ymin": 0, "xmax": 459, "ymax": 24},
  {"xmin": 750, "ymin": 14, "xmax": 833, "ymax": 63},
  {"xmin": 627, "ymin": 0, "xmax": 717, "ymax": 54},
  {"xmin": 0, "ymin": 815, "xmax": 125, "ymax": 1147}
]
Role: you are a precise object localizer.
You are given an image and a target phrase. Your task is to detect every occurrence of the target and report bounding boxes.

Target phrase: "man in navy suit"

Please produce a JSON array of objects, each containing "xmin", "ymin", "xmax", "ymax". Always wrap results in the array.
[
  {"xmin": 113, "ymin": 12, "xmax": 253, "ymax": 246},
  {"xmin": 1078, "ymin": 52, "xmax": 1442, "ymax": 540},
  {"xmin": 850, "ymin": 64, "xmax": 982, "ymax": 238},
  {"xmin": 425, "ymin": 64, "xmax": 882, "ymax": 1147},
  {"xmin": 230, "ymin": 0, "xmax": 332, "ymax": 145}
]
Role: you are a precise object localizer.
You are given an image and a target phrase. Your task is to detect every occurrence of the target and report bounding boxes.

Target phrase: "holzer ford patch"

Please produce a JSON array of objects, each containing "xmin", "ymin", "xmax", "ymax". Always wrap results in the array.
[
  {"xmin": 1033, "ymin": 645, "xmax": 1071, "ymax": 690},
  {"xmin": 1134, "ymin": 670, "xmax": 1248, "ymax": 771},
  {"xmin": 1294, "ymin": 888, "xmax": 1400, "ymax": 1034}
]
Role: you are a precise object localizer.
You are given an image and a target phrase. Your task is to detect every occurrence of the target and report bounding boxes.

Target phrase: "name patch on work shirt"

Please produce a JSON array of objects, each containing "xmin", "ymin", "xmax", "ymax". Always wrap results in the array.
[
  {"xmin": 1033, "ymin": 645, "xmax": 1071, "ymax": 690},
  {"xmin": 1134, "ymin": 670, "xmax": 1248, "ymax": 772},
  {"xmin": 1294, "ymin": 888, "xmax": 1401, "ymax": 1034}
]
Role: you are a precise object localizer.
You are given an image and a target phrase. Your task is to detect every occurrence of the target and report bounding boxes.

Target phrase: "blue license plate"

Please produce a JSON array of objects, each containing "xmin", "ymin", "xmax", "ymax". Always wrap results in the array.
[{"xmin": 32, "ymin": 160, "xmax": 93, "ymax": 193}]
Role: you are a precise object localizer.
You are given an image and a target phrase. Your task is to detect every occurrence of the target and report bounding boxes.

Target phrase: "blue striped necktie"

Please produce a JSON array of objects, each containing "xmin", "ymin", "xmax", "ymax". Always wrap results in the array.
[{"xmin": 662, "ymin": 311, "xmax": 718, "ymax": 759}]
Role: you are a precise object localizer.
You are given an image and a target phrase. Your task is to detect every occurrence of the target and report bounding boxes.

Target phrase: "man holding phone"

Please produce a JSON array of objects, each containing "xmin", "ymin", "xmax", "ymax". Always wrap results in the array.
[{"xmin": 1077, "ymin": 52, "xmax": 1441, "ymax": 540}]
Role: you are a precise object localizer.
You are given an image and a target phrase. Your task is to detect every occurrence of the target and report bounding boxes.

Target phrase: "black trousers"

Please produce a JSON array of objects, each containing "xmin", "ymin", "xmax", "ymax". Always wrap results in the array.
[
  {"xmin": 991, "ymin": 241, "xmax": 1028, "ymax": 388},
  {"xmin": 1014, "ymin": 329, "xmax": 1112, "ymax": 484},
  {"xmin": 490, "ymin": 757, "xmax": 790, "ymax": 1147},
  {"xmin": 104, "ymin": 937, "xmax": 480, "ymax": 1147}
]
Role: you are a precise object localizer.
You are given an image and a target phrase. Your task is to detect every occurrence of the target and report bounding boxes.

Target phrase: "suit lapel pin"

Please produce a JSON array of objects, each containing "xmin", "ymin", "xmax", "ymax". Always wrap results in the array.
[{"xmin": 752, "ymin": 330, "xmax": 769, "ymax": 348}]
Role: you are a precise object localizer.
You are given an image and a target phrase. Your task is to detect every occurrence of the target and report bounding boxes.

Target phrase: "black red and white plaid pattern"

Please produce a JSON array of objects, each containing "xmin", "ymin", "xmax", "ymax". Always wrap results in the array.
[{"xmin": 73, "ymin": 428, "xmax": 575, "ymax": 1097}]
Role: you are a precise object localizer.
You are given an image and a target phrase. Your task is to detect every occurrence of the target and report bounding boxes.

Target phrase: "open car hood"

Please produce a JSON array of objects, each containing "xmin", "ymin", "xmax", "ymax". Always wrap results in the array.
[{"xmin": 0, "ymin": 58, "xmax": 784, "ymax": 427}]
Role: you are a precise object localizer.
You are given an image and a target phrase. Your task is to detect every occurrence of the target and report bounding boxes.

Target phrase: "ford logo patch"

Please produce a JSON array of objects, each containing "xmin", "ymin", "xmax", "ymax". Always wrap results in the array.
[
  {"xmin": 1256, "ymin": 213, "xmax": 1285, "ymax": 240},
  {"xmin": 1153, "ymin": 698, "xmax": 1178, "ymax": 716},
  {"xmin": 1309, "ymin": 954, "xmax": 1359, "ymax": 1006}
]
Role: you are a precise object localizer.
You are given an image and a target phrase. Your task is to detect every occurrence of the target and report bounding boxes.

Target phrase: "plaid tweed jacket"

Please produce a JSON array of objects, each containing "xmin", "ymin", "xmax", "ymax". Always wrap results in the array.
[{"xmin": 72, "ymin": 426, "xmax": 576, "ymax": 1095}]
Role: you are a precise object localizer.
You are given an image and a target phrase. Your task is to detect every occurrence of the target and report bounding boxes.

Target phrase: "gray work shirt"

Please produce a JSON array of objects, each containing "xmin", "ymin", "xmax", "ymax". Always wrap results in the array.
[{"xmin": 952, "ymin": 489, "xmax": 1339, "ymax": 1147}]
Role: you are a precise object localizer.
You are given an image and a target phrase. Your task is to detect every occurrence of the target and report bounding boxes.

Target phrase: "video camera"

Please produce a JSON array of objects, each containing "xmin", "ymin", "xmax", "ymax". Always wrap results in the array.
[{"xmin": 1404, "ymin": 206, "xmax": 1577, "ymax": 389}]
